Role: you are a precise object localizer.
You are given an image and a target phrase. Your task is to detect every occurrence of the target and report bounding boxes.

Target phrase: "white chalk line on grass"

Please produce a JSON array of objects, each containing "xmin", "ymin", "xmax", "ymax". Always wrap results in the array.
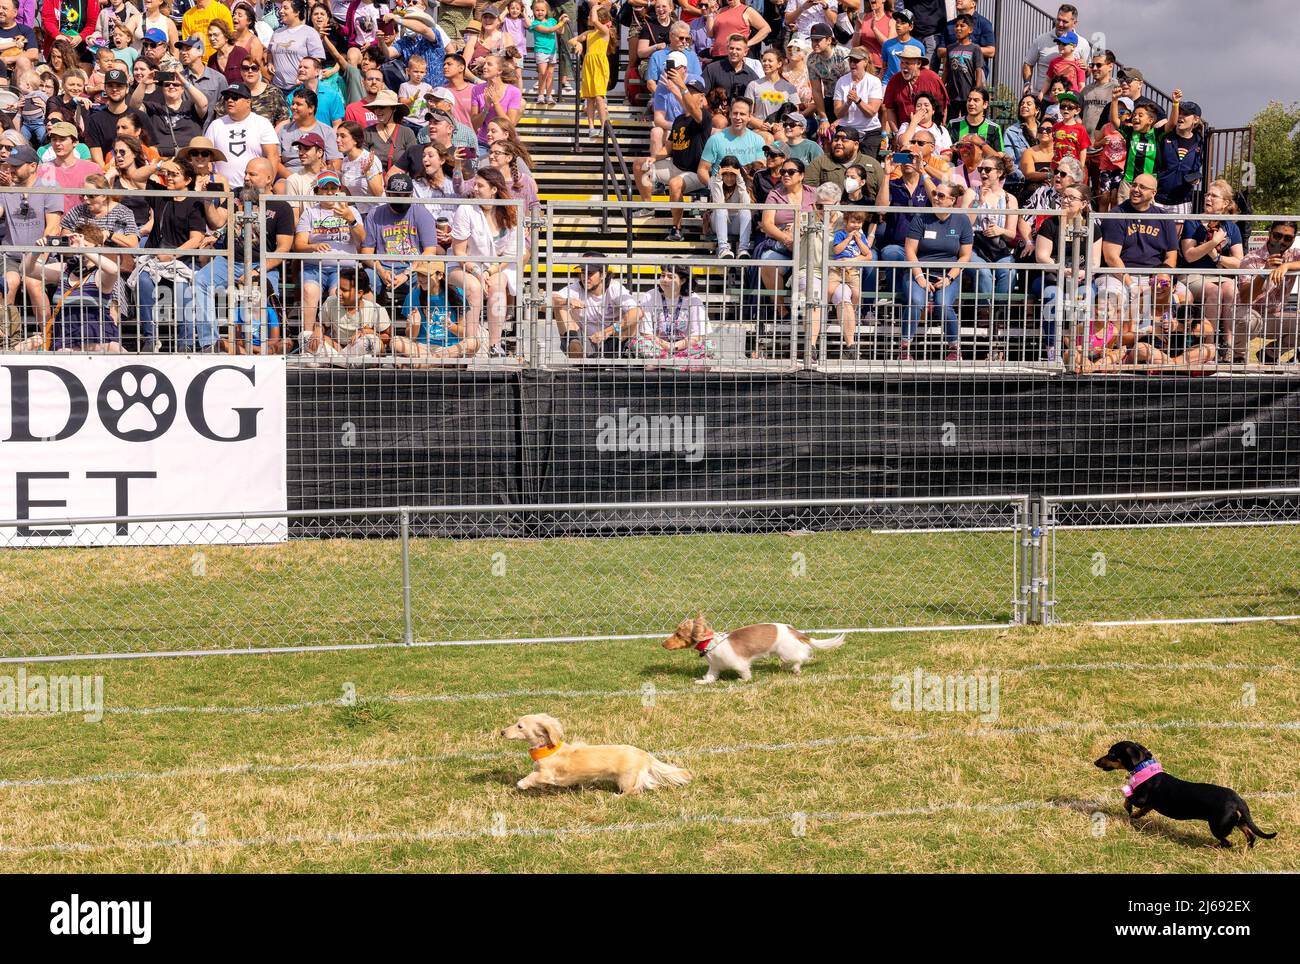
[
  {"xmin": 3, "ymin": 660, "xmax": 1291, "ymax": 722},
  {"xmin": 3, "ymin": 719, "xmax": 1297, "ymax": 793},
  {"xmin": 4, "ymin": 792, "xmax": 1297, "ymax": 858}
]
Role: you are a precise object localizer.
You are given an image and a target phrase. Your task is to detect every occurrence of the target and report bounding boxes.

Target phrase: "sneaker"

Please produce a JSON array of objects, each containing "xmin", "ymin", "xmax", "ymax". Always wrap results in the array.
[
  {"xmin": 561, "ymin": 82, "xmax": 575, "ymax": 96},
  {"xmin": 488, "ymin": 344, "xmax": 509, "ymax": 359},
  {"xmin": 632, "ymin": 208, "xmax": 655, "ymax": 219},
  {"xmin": 717, "ymin": 245, "xmax": 734, "ymax": 259},
  {"xmin": 897, "ymin": 341, "xmax": 912, "ymax": 362},
  {"xmin": 146, "ymin": 339, "xmax": 163, "ymax": 353},
  {"xmin": 666, "ymin": 227, "xmax": 684, "ymax": 242},
  {"xmin": 737, "ymin": 248, "xmax": 751, "ymax": 260},
  {"xmin": 945, "ymin": 343, "xmax": 960, "ymax": 362},
  {"xmin": 1045, "ymin": 347, "xmax": 1059, "ymax": 363}
]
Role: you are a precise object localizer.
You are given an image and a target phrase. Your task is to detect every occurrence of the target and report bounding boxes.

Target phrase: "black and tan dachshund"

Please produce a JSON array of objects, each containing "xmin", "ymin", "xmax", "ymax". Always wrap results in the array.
[{"xmin": 1094, "ymin": 741, "xmax": 1277, "ymax": 848}]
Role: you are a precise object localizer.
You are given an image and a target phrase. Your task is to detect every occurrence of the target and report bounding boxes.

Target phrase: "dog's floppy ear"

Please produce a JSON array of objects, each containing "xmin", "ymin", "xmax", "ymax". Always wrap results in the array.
[
  {"xmin": 1119, "ymin": 742, "xmax": 1151, "ymax": 770},
  {"xmin": 538, "ymin": 715, "xmax": 564, "ymax": 747},
  {"xmin": 692, "ymin": 612, "xmax": 711, "ymax": 641}
]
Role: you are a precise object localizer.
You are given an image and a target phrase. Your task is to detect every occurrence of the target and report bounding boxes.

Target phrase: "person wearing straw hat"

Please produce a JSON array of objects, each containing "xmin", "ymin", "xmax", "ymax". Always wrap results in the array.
[
  {"xmin": 389, "ymin": 259, "xmax": 477, "ymax": 361},
  {"xmin": 362, "ymin": 86, "xmax": 416, "ymax": 169}
]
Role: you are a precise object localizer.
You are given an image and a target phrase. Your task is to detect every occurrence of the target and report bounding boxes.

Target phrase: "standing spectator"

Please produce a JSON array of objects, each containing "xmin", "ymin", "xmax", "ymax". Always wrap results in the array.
[
  {"xmin": 40, "ymin": 0, "xmax": 102, "ymax": 58},
  {"xmin": 940, "ymin": 0, "xmax": 994, "ymax": 60},
  {"xmin": 940, "ymin": 13, "xmax": 983, "ymax": 110},
  {"xmin": 1109, "ymin": 88, "xmax": 1171, "ymax": 203},
  {"xmin": 1231, "ymin": 221, "xmax": 1300, "ymax": 365},
  {"xmin": 361, "ymin": 171, "xmax": 439, "ymax": 315},
  {"xmin": 552, "ymin": 255, "xmax": 640, "ymax": 359},
  {"xmin": 1022, "ymin": 3, "xmax": 1089, "ymax": 94},
  {"xmin": 1079, "ymin": 48, "xmax": 1116, "ymax": 187},
  {"xmin": 392, "ymin": 9, "xmax": 447, "ymax": 89},
  {"xmin": 206, "ymin": 18, "xmax": 248, "ymax": 82},
  {"xmin": 882, "ymin": 41, "xmax": 946, "ymax": 133},
  {"xmin": 178, "ymin": 33, "xmax": 226, "ymax": 124},
  {"xmin": 289, "ymin": 54, "xmax": 344, "ymax": 126},
  {"xmin": 708, "ymin": 0, "xmax": 768, "ymax": 57},
  {"xmin": 805, "ymin": 21, "xmax": 846, "ymax": 137},
  {"xmin": 878, "ymin": 6, "xmax": 914, "ymax": 85},
  {"xmin": 437, "ymin": 0, "xmax": 476, "ymax": 45},
  {"xmin": 703, "ymin": 31, "xmax": 760, "ymax": 99},
  {"xmin": 746, "ymin": 48, "xmax": 799, "ymax": 142},
  {"xmin": 472, "ymin": 52, "xmax": 524, "ymax": 144},
  {"xmin": 1156, "ymin": 98, "xmax": 1204, "ymax": 214},
  {"xmin": 205, "ymin": 81, "xmax": 279, "ymax": 186},
  {"xmin": 344, "ymin": 64, "xmax": 387, "ymax": 127},
  {"xmin": 269, "ymin": 0, "xmax": 323, "ymax": 91},
  {"xmin": 1050, "ymin": 91, "xmax": 1090, "ymax": 173},
  {"xmin": 854, "ymin": 0, "xmax": 896, "ymax": 71},
  {"xmin": 784, "ymin": 0, "xmax": 838, "ymax": 44},
  {"xmin": 229, "ymin": 2, "xmax": 265, "ymax": 67},
  {"xmin": 1039, "ymin": 29, "xmax": 1085, "ymax": 99},
  {"xmin": 904, "ymin": 0, "xmax": 946, "ymax": 66},
  {"xmin": 832, "ymin": 46, "xmax": 883, "ymax": 154},
  {"xmin": 528, "ymin": 1, "xmax": 567, "ymax": 104},
  {"xmin": 553, "ymin": 0, "xmax": 578, "ymax": 98},
  {"xmin": 35, "ymin": 120, "xmax": 100, "ymax": 210},
  {"xmin": 133, "ymin": 68, "xmax": 208, "ymax": 156},
  {"xmin": 181, "ymin": 0, "xmax": 231, "ymax": 57},
  {"xmin": 903, "ymin": 179, "xmax": 973, "ymax": 362},
  {"xmin": 83, "ymin": 67, "xmax": 150, "ymax": 166}
]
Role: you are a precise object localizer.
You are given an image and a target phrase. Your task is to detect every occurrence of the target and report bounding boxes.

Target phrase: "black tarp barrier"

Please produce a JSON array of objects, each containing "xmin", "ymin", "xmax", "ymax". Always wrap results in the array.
[{"xmin": 287, "ymin": 369, "xmax": 1300, "ymax": 536}]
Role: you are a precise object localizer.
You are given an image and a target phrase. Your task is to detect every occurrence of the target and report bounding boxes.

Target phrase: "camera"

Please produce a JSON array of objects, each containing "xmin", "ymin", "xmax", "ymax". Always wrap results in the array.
[{"xmin": 46, "ymin": 236, "xmax": 69, "ymax": 247}]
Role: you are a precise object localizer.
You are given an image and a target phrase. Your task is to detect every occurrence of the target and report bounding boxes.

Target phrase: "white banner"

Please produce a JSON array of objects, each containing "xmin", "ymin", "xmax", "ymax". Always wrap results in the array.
[{"xmin": 0, "ymin": 356, "xmax": 287, "ymax": 547}]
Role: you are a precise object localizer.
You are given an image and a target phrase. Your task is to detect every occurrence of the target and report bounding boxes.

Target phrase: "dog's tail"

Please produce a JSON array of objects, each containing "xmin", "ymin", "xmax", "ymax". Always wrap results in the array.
[
  {"xmin": 638, "ymin": 755, "xmax": 692, "ymax": 791},
  {"xmin": 808, "ymin": 632, "xmax": 848, "ymax": 651},
  {"xmin": 1238, "ymin": 801, "xmax": 1278, "ymax": 841}
]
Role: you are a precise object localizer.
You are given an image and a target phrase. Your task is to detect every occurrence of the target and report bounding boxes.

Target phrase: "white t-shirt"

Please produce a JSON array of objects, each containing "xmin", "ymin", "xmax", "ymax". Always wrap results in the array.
[
  {"xmin": 451, "ymin": 204, "xmax": 521, "ymax": 263},
  {"xmin": 784, "ymin": 0, "xmax": 838, "ymax": 40},
  {"xmin": 1023, "ymin": 29, "xmax": 1092, "ymax": 91},
  {"xmin": 322, "ymin": 296, "xmax": 392, "ymax": 341},
  {"xmin": 833, "ymin": 71, "xmax": 884, "ymax": 133},
  {"xmin": 558, "ymin": 280, "xmax": 636, "ymax": 336},
  {"xmin": 205, "ymin": 112, "xmax": 279, "ymax": 187},
  {"xmin": 341, "ymin": 150, "xmax": 384, "ymax": 197},
  {"xmin": 897, "ymin": 120, "xmax": 952, "ymax": 152},
  {"xmin": 637, "ymin": 289, "xmax": 709, "ymax": 341},
  {"xmin": 269, "ymin": 24, "xmax": 326, "ymax": 91}
]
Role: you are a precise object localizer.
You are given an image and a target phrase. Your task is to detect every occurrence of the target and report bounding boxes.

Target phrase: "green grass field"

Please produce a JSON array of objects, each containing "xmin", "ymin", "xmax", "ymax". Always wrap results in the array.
[{"xmin": 1, "ymin": 621, "xmax": 1297, "ymax": 872}]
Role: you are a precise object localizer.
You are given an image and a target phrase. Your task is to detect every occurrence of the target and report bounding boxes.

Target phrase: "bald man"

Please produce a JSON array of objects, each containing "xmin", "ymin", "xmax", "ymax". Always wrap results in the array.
[
  {"xmin": 194, "ymin": 156, "xmax": 296, "ymax": 353},
  {"xmin": 1097, "ymin": 172, "xmax": 1185, "ymax": 337}
]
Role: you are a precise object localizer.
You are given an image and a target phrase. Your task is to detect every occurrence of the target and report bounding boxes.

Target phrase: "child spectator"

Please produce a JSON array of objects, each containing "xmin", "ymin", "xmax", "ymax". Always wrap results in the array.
[
  {"xmin": 1156, "ymin": 97, "xmax": 1204, "ymax": 214},
  {"xmin": 569, "ymin": 3, "xmax": 612, "ymax": 140},
  {"xmin": 109, "ymin": 23, "xmax": 139, "ymax": 72},
  {"xmin": 1094, "ymin": 98, "xmax": 1129, "ymax": 212},
  {"xmin": 1109, "ymin": 86, "xmax": 1175, "ymax": 202},
  {"xmin": 707, "ymin": 153, "xmax": 752, "ymax": 259},
  {"xmin": 390, "ymin": 262, "xmax": 478, "ymax": 361},
  {"xmin": 502, "ymin": 0, "xmax": 530, "ymax": 53},
  {"xmin": 1051, "ymin": 91, "xmax": 1090, "ymax": 175},
  {"xmin": 1042, "ymin": 30, "xmax": 1085, "ymax": 97},
  {"xmin": 528, "ymin": 2, "xmax": 568, "ymax": 105},
  {"xmin": 829, "ymin": 206, "xmax": 875, "ymax": 356},
  {"xmin": 1042, "ymin": 76, "xmax": 1070, "ymax": 121},
  {"xmin": 15, "ymin": 67, "xmax": 48, "ymax": 145},
  {"xmin": 941, "ymin": 14, "xmax": 984, "ymax": 111},
  {"xmin": 399, "ymin": 54, "xmax": 434, "ymax": 117}
]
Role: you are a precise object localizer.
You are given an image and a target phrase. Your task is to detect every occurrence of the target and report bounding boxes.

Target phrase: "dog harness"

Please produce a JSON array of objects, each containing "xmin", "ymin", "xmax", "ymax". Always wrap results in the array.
[
  {"xmin": 694, "ymin": 633, "xmax": 720, "ymax": 657},
  {"xmin": 1122, "ymin": 758, "xmax": 1163, "ymax": 797},
  {"xmin": 529, "ymin": 743, "xmax": 562, "ymax": 761}
]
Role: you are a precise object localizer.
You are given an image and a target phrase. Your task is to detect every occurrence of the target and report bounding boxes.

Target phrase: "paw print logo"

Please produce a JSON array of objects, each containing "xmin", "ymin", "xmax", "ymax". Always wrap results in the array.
[{"xmin": 97, "ymin": 367, "xmax": 177, "ymax": 441}]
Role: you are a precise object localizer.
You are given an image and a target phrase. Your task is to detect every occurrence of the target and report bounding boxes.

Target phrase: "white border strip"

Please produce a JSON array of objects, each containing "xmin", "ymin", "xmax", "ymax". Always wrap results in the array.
[
  {"xmin": 4, "ymin": 719, "xmax": 1296, "ymax": 792},
  {"xmin": 3, "ymin": 791, "xmax": 1295, "ymax": 857}
]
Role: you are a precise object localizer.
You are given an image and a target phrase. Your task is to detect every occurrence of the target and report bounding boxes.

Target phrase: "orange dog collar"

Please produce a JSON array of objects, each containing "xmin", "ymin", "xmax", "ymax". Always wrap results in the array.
[{"xmin": 529, "ymin": 743, "xmax": 562, "ymax": 761}]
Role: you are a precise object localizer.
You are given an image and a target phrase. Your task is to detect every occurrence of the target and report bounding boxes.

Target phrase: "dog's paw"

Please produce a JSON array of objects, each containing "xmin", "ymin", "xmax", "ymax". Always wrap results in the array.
[
  {"xmin": 516, "ymin": 778, "xmax": 530, "ymax": 790},
  {"xmin": 694, "ymin": 678, "xmax": 716, "ymax": 685}
]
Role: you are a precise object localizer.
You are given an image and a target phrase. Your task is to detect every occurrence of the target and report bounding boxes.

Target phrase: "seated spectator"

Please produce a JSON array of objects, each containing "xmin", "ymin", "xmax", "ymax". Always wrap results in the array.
[
  {"xmin": 882, "ymin": 42, "xmax": 947, "ymax": 133},
  {"xmin": 649, "ymin": 55, "xmax": 691, "ymax": 158},
  {"xmin": 14, "ymin": 224, "xmax": 123, "ymax": 352},
  {"xmin": 552, "ymin": 255, "xmax": 640, "ymax": 360},
  {"xmin": 903, "ymin": 180, "xmax": 973, "ymax": 362},
  {"xmin": 231, "ymin": 54, "xmax": 290, "ymax": 128},
  {"xmin": 426, "ymin": 88, "xmax": 481, "ymax": 154},
  {"xmin": 877, "ymin": 150, "xmax": 931, "ymax": 289},
  {"xmin": 207, "ymin": 18, "xmax": 250, "ymax": 83},
  {"xmin": 280, "ymin": 131, "xmax": 331, "ymax": 212},
  {"xmin": 450, "ymin": 168, "xmax": 523, "ymax": 357},
  {"xmin": 484, "ymin": 140, "xmax": 540, "ymax": 216},
  {"xmin": 833, "ymin": 47, "xmax": 884, "ymax": 156},
  {"xmin": 697, "ymin": 95, "xmax": 765, "ymax": 182},
  {"xmin": 827, "ymin": 205, "xmax": 877, "ymax": 357},
  {"xmin": 1230, "ymin": 221, "xmax": 1300, "ymax": 365},
  {"xmin": 337, "ymin": 120, "xmax": 385, "ymax": 197},
  {"xmin": 412, "ymin": 144, "xmax": 458, "ymax": 208},
  {"xmin": 1019, "ymin": 118, "xmax": 1057, "ymax": 200},
  {"xmin": 390, "ymin": 262, "xmax": 477, "ymax": 361},
  {"xmin": 206, "ymin": 82, "xmax": 281, "ymax": 188},
  {"xmin": 778, "ymin": 112, "xmax": 822, "ymax": 165},
  {"xmin": 631, "ymin": 261, "xmax": 713, "ymax": 364},
  {"xmin": 751, "ymin": 140, "xmax": 787, "ymax": 204},
  {"xmin": 480, "ymin": 117, "xmax": 534, "ymax": 176},
  {"xmin": 1096, "ymin": 173, "xmax": 1187, "ymax": 348},
  {"xmin": 947, "ymin": 87, "xmax": 1002, "ymax": 163},
  {"xmin": 300, "ymin": 269, "xmax": 391, "ymax": 363},
  {"xmin": 195, "ymin": 156, "xmax": 294, "ymax": 355},
  {"xmin": 294, "ymin": 170, "xmax": 367, "ymax": 339},
  {"xmin": 805, "ymin": 124, "xmax": 883, "ymax": 195},
  {"xmin": 344, "ymin": 65, "xmax": 388, "ymax": 127},
  {"xmin": 1004, "ymin": 93, "xmax": 1043, "ymax": 198},
  {"xmin": 1033, "ymin": 184, "xmax": 1102, "ymax": 363},
  {"xmin": 0, "ymin": 145, "xmax": 59, "ymax": 345},
  {"xmin": 894, "ymin": 91, "xmax": 951, "ymax": 154},
  {"xmin": 1180, "ymin": 181, "xmax": 1244, "ymax": 339},
  {"xmin": 362, "ymin": 172, "xmax": 440, "ymax": 315},
  {"xmin": 35, "ymin": 120, "xmax": 101, "ymax": 211},
  {"xmin": 633, "ymin": 78, "xmax": 709, "ymax": 240},
  {"xmin": 363, "ymin": 88, "xmax": 417, "ymax": 170},
  {"xmin": 756, "ymin": 154, "xmax": 815, "ymax": 312},
  {"xmin": 707, "ymin": 154, "xmax": 752, "ymax": 259},
  {"xmin": 965, "ymin": 154, "xmax": 1020, "ymax": 309},
  {"xmin": 131, "ymin": 158, "xmax": 213, "ymax": 352}
]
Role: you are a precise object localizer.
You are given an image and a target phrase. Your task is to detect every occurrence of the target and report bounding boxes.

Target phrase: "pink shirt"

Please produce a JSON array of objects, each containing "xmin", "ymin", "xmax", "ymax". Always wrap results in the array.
[
  {"xmin": 36, "ymin": 159, "xmax": 103, "ymax": 214},
  {"xmin": 1240, "ymin": 246, "xmax": 1300, "ymax": 318},
  {"xmin": 448, "ymin": 83, "xmax": 476, "ymax": 129},
  {"xmin": 471, "ymin": 82, "xmax": 522, "ymax": 145}
]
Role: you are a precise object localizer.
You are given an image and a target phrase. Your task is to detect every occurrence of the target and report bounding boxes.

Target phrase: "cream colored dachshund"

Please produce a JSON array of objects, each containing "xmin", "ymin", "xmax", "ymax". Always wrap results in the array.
[{"xmin": 501, "ymin": 714, "xmax": 691, "ymax": 795}]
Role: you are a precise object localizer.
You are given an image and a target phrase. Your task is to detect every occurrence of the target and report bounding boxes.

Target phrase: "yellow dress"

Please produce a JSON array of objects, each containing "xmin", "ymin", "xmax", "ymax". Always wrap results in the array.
[{"xmin": 580, "ymin": 29, "xmax": 610, "ymax": 98}]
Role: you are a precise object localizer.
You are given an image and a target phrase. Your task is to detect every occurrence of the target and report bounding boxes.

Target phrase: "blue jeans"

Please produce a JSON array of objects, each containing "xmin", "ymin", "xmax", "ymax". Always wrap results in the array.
[
  {"xmin": 136, "ymin": 269, "xmax": 196, "ymax": 347},
  {"xmin": 967, "ymin": 253, "xmax": 1015, "ymax": 304},
  {"xmin": 194, "ymin": 258, "xmax": 282, "ymax": 347},
  {"xmin": 877, "ymin": 243, "xmax": 909, "ymax": 298},
  {"xmin": 712, "ymin": 208, "xmax": 752, "ymax": 254},
  {"xmin": 20, "ymin": 118, "xmax": 44, "ymax": 146},
  {"xmin": 905, "ymin": 274, "xmax": 959, "ymax": 342}
]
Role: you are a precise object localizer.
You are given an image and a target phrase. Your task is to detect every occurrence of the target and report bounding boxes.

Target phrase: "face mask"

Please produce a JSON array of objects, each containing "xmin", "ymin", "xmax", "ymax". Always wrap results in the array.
[{"xmin": 843, "ymin": 177, "xmax": 861, "ymax": 194}]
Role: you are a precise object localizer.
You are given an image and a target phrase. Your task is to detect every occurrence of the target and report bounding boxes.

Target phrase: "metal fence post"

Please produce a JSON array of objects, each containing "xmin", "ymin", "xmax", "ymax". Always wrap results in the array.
[
  {"xmin": 1026, "ymin": 499, "xmax": 1042, "ymax": 624},
  {"xmin": 400, "ymin": 507, "xmax": 414, "ymax": 645},
  {"xmin": 1039, "ymin": 496, "xmax": 1055, "ymax": 625}
]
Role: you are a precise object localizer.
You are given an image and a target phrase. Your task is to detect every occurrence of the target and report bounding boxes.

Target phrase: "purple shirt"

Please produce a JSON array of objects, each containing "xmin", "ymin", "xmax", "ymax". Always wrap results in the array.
[
  {"xmin": 18, "ymin": 0, "xmax": 35, "ymax": 28},
  {"xmin": 361, "ymin": 202, "xmax": 439, "ymax": 273},
  {"xmin": 471, "ymin": 82, "xmax": 522, "ymax": 145}
]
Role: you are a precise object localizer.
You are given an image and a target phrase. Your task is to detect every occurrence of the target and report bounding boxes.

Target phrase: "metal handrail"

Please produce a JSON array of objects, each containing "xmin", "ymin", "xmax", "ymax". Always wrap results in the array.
[{"xmin": 599, "ymin": 119, "xmax": 636, "ymax": 251}]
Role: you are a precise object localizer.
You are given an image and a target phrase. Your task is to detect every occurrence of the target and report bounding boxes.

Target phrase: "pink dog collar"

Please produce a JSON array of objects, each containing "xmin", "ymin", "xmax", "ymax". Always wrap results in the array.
[{"xmin": 1121, "ymin": 759, "xmax": 1163, "ymax": 798}]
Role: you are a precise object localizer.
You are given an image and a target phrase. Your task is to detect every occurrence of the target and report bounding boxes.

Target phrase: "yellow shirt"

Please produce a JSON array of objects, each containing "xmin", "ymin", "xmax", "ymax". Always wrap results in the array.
[{"xmin": 182, "ymin": 2, "xmax": 235, "ymax": 59}]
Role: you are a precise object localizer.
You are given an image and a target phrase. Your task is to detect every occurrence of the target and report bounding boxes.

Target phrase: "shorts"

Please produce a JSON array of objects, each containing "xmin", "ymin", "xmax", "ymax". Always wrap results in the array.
[
  {"xmin": 650, "ymin": 158, "xmax": 703, "ymax": 193},
  {"xmin": 535, "ymin": 52, "xmax": 557, "ymax": 65},
  {"xmin": 1096, "ymin": 169, "xmax": 1122, "ymax": 193}
]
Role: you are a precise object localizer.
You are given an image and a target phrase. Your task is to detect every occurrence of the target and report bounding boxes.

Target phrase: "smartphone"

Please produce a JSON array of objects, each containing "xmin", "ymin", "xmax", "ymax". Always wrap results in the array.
[
  {"xmin": 45, "ymin": 236, "xmax": 68, "ymax": 247},
  {"xmin": 891, "ymin": 152, "xmax": 914, "ymax": 166}
]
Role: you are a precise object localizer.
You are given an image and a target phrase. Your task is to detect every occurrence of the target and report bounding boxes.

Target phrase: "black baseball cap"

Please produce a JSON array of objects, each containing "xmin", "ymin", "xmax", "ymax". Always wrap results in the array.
[
  {"xmin": 893, "ymin": 8, "xmax": 914, "ymax": 22},
  {"xmin": 386, "ymin": 172, "xmax": 414, "ymax": 194},
  {"xmin": 105, "ymin": 68, "xmax": 129, "ymax": 86},
  {"xmin": 225, "ymin": 83, "xmax": 252, "ymax": 99},
  {"xmin": 810, "ymin": 23, "xmax": 834, "ymax": 40},
  {"xmin": 685, "ymin": 78, "xmax": 707, "ymax": 93}
]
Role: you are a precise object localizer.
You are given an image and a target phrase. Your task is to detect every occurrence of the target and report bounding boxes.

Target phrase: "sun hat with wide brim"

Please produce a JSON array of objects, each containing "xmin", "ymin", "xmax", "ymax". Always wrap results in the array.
[
  {"xmin": 400, "ymin": 10, "xmax": 438, "ymax": 31},
  {"xmin": 177, "ymin": 136, "xmax": 228, "ymax": 163},
  {"xmin": 367, "ymin": 89, "xmax": 410, "ymax": 121}
]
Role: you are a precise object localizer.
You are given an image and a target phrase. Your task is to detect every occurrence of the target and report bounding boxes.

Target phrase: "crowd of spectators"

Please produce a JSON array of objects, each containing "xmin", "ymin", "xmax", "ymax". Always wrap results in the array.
[{"xmin": 0, "ymin": 0, "xmax": 1293, "ymax": 368}]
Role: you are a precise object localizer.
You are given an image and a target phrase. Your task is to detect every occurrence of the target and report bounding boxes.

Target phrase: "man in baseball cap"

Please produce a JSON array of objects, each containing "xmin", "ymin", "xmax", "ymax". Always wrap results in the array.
[
  {"xmin": 361, "ymin": 168, "xmax": 439, "ymax": 311},
  {"xmin": 83, "ymin": 69, "xmax": 150, "ymax": 167}
]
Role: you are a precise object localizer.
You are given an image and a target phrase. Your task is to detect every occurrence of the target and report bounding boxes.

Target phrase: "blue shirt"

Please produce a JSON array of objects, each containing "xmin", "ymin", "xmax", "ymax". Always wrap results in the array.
[
  {"xmin": 404, "ymin": 284, "xmax": 465, "ymax": 347},
  {"xmin": 908, "ymin": 212, "xmax": 974, "ymax": 263},
  {"xmin": 1181, "ymin": 219, "xmax": 1243, "ymax": 269},
  {"xmin": 289, "ymin": 84, "xmax": 345, "ymax": 127},
  {"xmin": 651, "ymin": 84, "xmax": 684, "ymax": 125},
  {"xmin": 880, "ymin": 37, "xmax": 910, "ymax": 84},
  {"xmin": 645, "ymin": 47, "xmax": 703, "ymax": 86},
  {"xmin": 700, "ymin": 128, "xmax": 766, "ymax": 174},
  {"xmin": 942, "ymin": 14, "xmax": 995, "ymax": 52},
  {"xmin": 879, "ymin": 178, "xmax": 930, "ymax": 249},
  {"xmin": 1100, "ymin": 201, "xmax": 1179, "ymax": 268}
]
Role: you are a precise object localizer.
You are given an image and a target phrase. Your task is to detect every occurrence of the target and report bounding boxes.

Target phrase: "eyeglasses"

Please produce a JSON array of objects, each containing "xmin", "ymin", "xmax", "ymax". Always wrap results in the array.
[
  {"xmin": 1089, "ymin": 63, "xmax": 1106, "ymax": 69},
  {"xmin": 160, "ymin": 168, "xmax": 183, "ymax": 177},
  {"xmin": 1269, "ymin": 231, "xmax": 1295, "ymax": 241},
  {"xmin": 241, "ymin": 63, "xmax": 261, "ymax": 71},
  {"xmin": 779, "ymin": 167, "xmax": 800, "ymax": 175},
  {"xmin": 163, "ymin": 82, "xmax": 182, "ymax": 87},
  {"xmin": 1052, "ymin": 171, "xmax": 1067, "ymax": 179}
]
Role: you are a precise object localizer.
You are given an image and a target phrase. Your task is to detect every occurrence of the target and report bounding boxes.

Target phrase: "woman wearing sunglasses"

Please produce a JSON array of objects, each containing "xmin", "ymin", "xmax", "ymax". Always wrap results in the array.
[
  {"xmin": 757, "ymin": 155, "xmax": 816, "ymax": 332},
  {"xmin": 631, "ymin": 261, "xmax": 713, "ymax": 366},
  {"xmin": 902, "ymin": 179, "xmax": 973, "ymax": 363},
  {"xmin": 965, "ymin": 154, "xmax": 1020, "ymax": 316},
  {"xmin": 1019, "ymin": 118, "xmax": 1056, "ymax": 192},
  {"xmin": 232, "ymin": 56, "xmax": 289, "ymax": 128}
]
